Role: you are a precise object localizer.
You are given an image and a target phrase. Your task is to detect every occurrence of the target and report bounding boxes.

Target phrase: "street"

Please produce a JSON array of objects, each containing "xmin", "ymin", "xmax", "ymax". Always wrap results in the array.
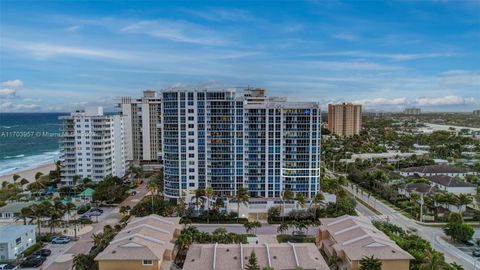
[{"xmin": 345, "ymin": 184, "xmax": 480, "ymax": 270}]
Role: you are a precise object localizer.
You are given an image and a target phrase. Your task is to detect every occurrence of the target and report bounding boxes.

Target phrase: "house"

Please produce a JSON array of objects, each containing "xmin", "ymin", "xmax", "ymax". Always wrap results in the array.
[
  {"xmin": 95, "ymin": 214, "xmax": 181, "ymax": 270},
  {"xmin": 183, "ymin": 243, "xmax": 330, "ymax": 270},
  {"xmin": 0, "ymin": 202, "xmax": 35, "ymax": 222},
  {"xmin": 339, "ymin": 151, "xmax": 428, "ymax": 163},
  {"xmin": 317, "ymin": 215, "xmax": 414, "ymax": 270},
  {"xmin": 398, "ymin": 183, "xmax": 438, "ymax": 197},
  {"xmin": 399, "ymin": 165, "xmax": 477, "ymax": 178},
  {"xmin": 426, "ymin": 176, "xmax": 477, "ymax": 196},
  {"xmin": 0, "ymin": 225, "xmax": 36, "ymax": 261}
]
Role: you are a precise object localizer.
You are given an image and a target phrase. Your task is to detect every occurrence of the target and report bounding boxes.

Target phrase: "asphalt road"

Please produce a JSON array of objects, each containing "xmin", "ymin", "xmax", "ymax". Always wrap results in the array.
[{"xmin": 345, "ymin": 184, "xmax": 480, "ymax": 270}]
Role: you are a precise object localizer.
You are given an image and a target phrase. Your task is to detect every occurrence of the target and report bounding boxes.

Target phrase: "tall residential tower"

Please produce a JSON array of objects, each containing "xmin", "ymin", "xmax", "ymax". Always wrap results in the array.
[
  {"xmin": 59, "ymin": 107, "xmax": 127, "ymax": 185},
  {"xmin": 162, "ymin": 88, "xmax": 321, "ymax": 199},
  {"xmin": 327, "ymin": 103, "xmax": 362, "ymax": 136}
]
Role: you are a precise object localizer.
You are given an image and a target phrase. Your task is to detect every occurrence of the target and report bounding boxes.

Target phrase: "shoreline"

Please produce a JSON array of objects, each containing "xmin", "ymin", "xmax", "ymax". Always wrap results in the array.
[{"xmin": 0, "ymin": 163, "xmax": 56, "ymax": 184}]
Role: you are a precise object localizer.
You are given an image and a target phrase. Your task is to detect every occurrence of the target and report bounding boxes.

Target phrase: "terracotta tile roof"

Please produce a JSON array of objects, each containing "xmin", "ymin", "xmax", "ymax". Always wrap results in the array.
[
  {"xmin": 318, "ymin": 215, "xmax": 414, "ymax": 261},
  {"xmin": 183, "ymin": 243, "xmax": 330, "ymax": 270},
  {"xmin": 94, "ymin": 214, "xmax": 180, "ymax": 261}
]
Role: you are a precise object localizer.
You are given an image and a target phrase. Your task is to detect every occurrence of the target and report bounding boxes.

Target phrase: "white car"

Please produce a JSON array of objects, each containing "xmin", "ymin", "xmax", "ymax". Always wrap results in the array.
[{"xmin": 0, "ymin": 264, "xmax": 18, "ymax": 270}]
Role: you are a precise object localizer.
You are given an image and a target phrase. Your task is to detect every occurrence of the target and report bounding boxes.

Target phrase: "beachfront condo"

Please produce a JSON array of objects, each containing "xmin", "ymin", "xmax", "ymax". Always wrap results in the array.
[
  {"xmin": 161, "ymin": 87, "xmax": 321, "ymax": 200},
  {"xmin": 59, "ymin": 107, "xmax": 127, "ymax": 185}
]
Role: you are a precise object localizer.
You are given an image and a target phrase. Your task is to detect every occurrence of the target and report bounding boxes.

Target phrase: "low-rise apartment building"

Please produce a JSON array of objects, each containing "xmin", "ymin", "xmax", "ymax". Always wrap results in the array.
[
  {"xmin": 183, "ymin": 243, "xmax": 330, "ymax": 270},
  {"xmin": 95, "ymin": 215, "xmax": 181, "ymax": 270},
  {"xmin": 0, "ymin": 225, "xmax": 36, "ymax": 260},
  {"xmin": 317, "ymin": 215, "xmax": 413, "ymax": 270}
]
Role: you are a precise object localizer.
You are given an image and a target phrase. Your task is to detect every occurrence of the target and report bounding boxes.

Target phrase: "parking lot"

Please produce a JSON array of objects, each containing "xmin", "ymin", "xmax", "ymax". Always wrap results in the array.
[
  {"xmin": 454, "ymin": 239, "xmax": 480, "ymax": 262},
  {"xmin": 42, "ymin": 242, "xmax": 75, "ymax": 269}
]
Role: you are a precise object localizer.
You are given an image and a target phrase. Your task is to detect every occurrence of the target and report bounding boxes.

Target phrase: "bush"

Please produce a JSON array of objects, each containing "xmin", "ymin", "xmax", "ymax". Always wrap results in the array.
[
  {"xmin": 276, "ymin": 234, "xmax": 315, "ymax": 243},
  {"xmin": 77, "ymin": 204, "xmax": 91, "ymax": 214},
  {"xmin": 23, "ymin": 242, "xmax": 42, "ymax": 256},
  {"xmin": 37, "ymin": 233, "xmax": 53, "ymax": 243}
]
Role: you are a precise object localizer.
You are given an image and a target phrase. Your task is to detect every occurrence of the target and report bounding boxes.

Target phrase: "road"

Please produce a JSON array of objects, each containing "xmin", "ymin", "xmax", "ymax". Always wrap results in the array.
[
  {"xmin": 345, "ymin": 184, "xmax": 480, "ymax": 270},
  {"xmin": 45, "ymin": 183, "xmax": 148, "ymax": 270}
]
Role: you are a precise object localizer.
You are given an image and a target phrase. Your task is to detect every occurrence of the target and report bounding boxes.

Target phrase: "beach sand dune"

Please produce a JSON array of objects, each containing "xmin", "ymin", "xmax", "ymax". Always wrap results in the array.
[{"xmin": 0, "ymin": 163, "xmax": 56, "ymax": 185}]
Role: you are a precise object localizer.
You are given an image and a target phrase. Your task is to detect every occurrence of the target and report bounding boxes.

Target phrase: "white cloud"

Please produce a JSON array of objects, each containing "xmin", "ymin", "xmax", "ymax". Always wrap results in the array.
[
  {"xmin": 0, "ymin": 88, "xmax": 16, "ymax": 97},
  {"xmin": 414, "ymin": 96, "xmax": 477, "ymax": 106},
  {"xmin": 1, "ymin": 79, "xmax": 23, "ymax": 88},
  {"xmin": 353, "ymin": 97, "xmax": 408, "ymax": 106},
  {"xmin": 4, "ymin": 39, "xmax": 131, "ymax": 60},
  {"xmin": 121, "ymin": 19, "xmax": 226, "ymax": 46},
  {"xmin": 351, "ymin": 95, "xmax": 478, "ymax": 108},
  {"xmin": 66, "ymin": 25, "xmax": 82, "ymax": 32},
  {"xmin": 305, "ymin": 50, "xmax": 455, "ymax": 61},
  {"xmin": 333, "ymin": 33, "xmax": 358, "ymax": 41},
  {"xmin": 186, "ymin": 8, "xmax": 255, "ymax": 22}
]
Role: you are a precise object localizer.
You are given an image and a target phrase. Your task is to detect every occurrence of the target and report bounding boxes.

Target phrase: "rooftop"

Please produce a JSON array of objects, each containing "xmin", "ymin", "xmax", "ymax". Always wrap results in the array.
[
  {"xmin": 94, "ymin": 214, "xmax": 180, "ymax": 262},
  {"xmin": 318, "ymin": 215, "xmax": 414, "ymax": 261},
  {"xmin": 183, "ymin": 243, "xmax": 330, "ymax": 270},
  {"xmin": 426, "ymin": 175, "xmax": 476, "ymax": 188},
  {"xmin": 403, "ymin": 183, "xmax": 439, "ymax": 194},
  {"xmin": 0, "ymin": 201, "xmax": 35, "ymax": 214},
  {"xmin": 0, "ymin": 225, "xmax": 36, "ymax": 242},
  {"xmin": 400, "ymin": 165, "xmax": 475, "ymax": 174}
]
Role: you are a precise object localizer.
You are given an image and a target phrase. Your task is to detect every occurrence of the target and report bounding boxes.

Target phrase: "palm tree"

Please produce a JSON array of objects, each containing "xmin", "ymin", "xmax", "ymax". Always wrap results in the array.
[
  {"xmin": 281, "ymin": 189, "xmax": 294, "ymax": 222},
  {"xmin": 244, "ymin": 221, "xmax": 254, "ymax": 234},
  {"xmin": 12, "ymin": 174, "xmax": 20, "ymax": 185},
  {"xmin": 359, "ymin": 256, "xmax": 382, "ymax": 270},
  {"xmin": 312, "ymin": 192, "xmax": 325, "ymax": 208},
  {"xmin": 234, "ymin": 187, "xmax": 249, "ymax": 222},
  {"xmin": 119, "ymin": 205, "xmax": 131, "ymax": 216},
  {"xmin": 147, "ymin": 180, "xmax": 158, "ymax": 214},
  {"xmin": 65, "ymin": 202, "xmax": 76, "ymax": 227},
  {"xmin": 193, "ymin": 188, "xmax": 206, "ymax": 212},
  {"xmin": 419, "ymin": 250, "xmax": 448, "ymax": 270},
  {"xmin": 72, "ymin": 175, "xmax": 80, "ymax": 186},
  {"xmin": 457, "ymin": 194, "xmax": 472, "ymax": 213},
  {"xmin": 296, "ymin": 193, "xmax": 306, "ymax": 209},
  {"xmin": 34, "ymin": 172, "xmax": 43, "ymax": 181},
  {"xmin": 16, "ymin": 207, "xmax": 33, "ymax": 225},
  {"xmin": 29, "ymin": 203, "xmax": 47, "ymax": 235},
  {"xmin": 448, "ymin": 262, "xmax": 464, "ymax": 270},
  {"xmin": 205, "ymin": 187, "xmax": 214, "ymax": 224},
  {"xmin": 328, "ymin": 255, "xmax": 342, "ymax": 270},
  {"xmin": 277, "ymin": 222, "xmax": 289, "ymax": 234}
]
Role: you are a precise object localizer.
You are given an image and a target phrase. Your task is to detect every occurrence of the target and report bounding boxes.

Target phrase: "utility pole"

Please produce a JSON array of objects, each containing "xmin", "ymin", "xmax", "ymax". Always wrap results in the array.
[{"xmin": 420, "ymin": 193, "xmax": 424, "ymax": 222}]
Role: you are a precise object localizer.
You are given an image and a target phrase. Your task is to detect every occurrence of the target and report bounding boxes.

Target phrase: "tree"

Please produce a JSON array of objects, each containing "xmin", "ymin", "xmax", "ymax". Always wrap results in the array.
[
  {"xmin": 457, "ymin": 194, "xmax": 472, "ymax": 212},
  {"xmin": 281, "ymin": 189, "xmax": 294, "ymax": 222},
  {"xmin": 296, "ymin": 193, "xmax": 306, "ymax": 209},
  {"xmin": 16, "ymin": 206, "xmax": 33, "ymax": 225},
  {"xmin": 234, "ymin": 187, "xmax": 249, "ymax": 222},
  {"xmin": 359, "ymin": 256, "xmax": 382, "ymax": 270},
  {"xmin": 34, "ymin": 172, "xmax": 43, "ymax": 181},
  {"xmin": 73, "ymin": 254, "xmax": 95, "ymax": 270},
  {"xmin": 205, "ymin": 187, "xmax": 214, "ymax": 224},
  {"xmin": 193, "ymin": 188, "xmax": 206, "ymax": 211},
  {"xmin": 312, "ymin": 192, "xmax": 325, "ymax": 208},
  {"xmin": 443, "ymin": 222, "xmax": 474, "ymax": 243},
  {"xmin": 277, "ymin": 222, "xmax": 289, "ymax": 234},
  {"xmin": 245, "ymin": 250, "xmax": 260, "ymax": 270},
  {"xmin": 147, "ymin": 180, "xmax": 158, "ymax": 213},
  {"xmin": 419, "ymin": 250, "xmax": 448, "ymax": 270},
  {"xmin": 19, "ymin": 178, "xmax": 29, "ymax": 186},
  {"xmin": 12, "ymin": 174, "xmax": 20, "ymax": 184}
]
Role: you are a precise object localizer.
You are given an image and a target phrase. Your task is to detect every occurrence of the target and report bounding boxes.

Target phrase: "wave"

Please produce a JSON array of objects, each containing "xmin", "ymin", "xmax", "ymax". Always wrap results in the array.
[
  {"xmin": 0, "ymin": 151, "xmax": 60, "ymax": 176},
  {"xmin": 0, "ymin": 125, "xmax": 20, "ymax": 129},
  {"xmin": 3, "ymin": 154, "xmax": 26, "ymax": 159}
]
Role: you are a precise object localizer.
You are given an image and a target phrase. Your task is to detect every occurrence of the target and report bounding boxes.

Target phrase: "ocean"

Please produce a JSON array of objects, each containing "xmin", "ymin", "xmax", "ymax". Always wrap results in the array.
[{"xmin": 0, "ymin": 113, "xmax": 67, "ymax": 176}]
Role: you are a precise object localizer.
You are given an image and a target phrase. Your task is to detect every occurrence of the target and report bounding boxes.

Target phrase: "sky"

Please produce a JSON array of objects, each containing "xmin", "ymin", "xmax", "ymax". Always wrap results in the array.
[{"xmin": 0, "ymin": 0, "xmax": 479, "ymax": 112}]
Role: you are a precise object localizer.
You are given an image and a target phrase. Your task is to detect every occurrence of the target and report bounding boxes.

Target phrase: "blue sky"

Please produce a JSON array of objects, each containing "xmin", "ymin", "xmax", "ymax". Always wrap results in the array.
[{"xmin": 1, "ymin": 0, "xmax": 479, "ymax": 112}]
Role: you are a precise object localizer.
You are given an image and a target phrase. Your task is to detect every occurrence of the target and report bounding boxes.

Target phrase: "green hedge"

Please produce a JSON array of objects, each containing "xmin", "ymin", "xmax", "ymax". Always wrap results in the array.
[
  {"xmin": 276, "ymin": 234, "xmax": 316, "ymax": 243},
  {"xmin": 23, "ymin": 242, "xmax": 42, "ymax": 256}
]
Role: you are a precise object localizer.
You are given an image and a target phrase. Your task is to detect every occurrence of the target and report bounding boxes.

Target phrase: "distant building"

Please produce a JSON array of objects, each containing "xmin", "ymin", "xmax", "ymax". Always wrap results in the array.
[
  {"xmin": 473, "ymin": 109, "xmax": 480, "ymax": 116},
  {"xmin": 317, "ymin": 215, "xmax": 413, "ymax": 270},
  {"xmin": 95, "ymin": 215, "xmax": 181, "ymax": 270},
  {"xmin": 399, "ymin": 165, "xmax": 478, "ymax": 178},
  {"xmin": 116, "ymin": 90, "xmax": 162, "ymax": 163},
  {"xmin": 426, "ymin": 175, "xmax": 477, "ymax": 196},
  {"xmin": 403, "ymin": 108, "xmax": 421, "ymax": 115},
  {"xmin": 327, "ymin": 103, "xmax": 362, "ymax": 136},
  {"xmin": 0, "ymin": 202, "xmax": 35, "ymax": 221},
  {"xmin": 183, "ymin": 243, "xmax": 330, "ymax": 270},
  {"xmin": 340, "ymin": 151, "xmax": 428, "ymax": 163},
  {"xmin": 59, "ymin": 107, "xmax": 127, "ymax": 185},
  {"xmin": 0, "ymin": 225, "xmax": 36, "ymax": 260}
]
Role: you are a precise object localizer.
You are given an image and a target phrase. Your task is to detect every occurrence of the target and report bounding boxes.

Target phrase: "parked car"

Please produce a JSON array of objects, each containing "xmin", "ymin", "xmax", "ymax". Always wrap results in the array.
[
  {"xmin": 90, "ymin": 208, "xmax": 104, "ymax": 213},
  {"xmin": 52, "ymin": 236, "xmax": 71, "ymax": 244},
  {"xmin": 465, "ymin": 240, "xmax": 476, "ymax": 246},
  {"xmin": 33, "ymin": 248, "xmax": 52, "ymax": 257},
  {"xmin": 20, "ymin": 256, "xmax": 45, "ymax": 268},
  {"xmin": 473, "ymin": 248, "xmax": 480, "ymax": 257},
  {"xmin": 79, "ymin": 215, "xmax": 91, "ymax": 221},
  {"xmin": 292, "ymin": 231, "xmax": 306, "ymax": 237},
  {"xmin": 0, "ymin": 263, "xmax": 18, "ymax": 270},
  {"xmin": 88, "ymin": 211, "xmax": 102, "ymax": 216}
]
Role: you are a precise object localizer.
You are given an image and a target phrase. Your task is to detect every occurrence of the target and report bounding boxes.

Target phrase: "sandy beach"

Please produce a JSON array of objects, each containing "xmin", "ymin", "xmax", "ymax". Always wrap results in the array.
[{"xmin": 0, "ymin": 163, "xmax": 56, "ymax": 184}]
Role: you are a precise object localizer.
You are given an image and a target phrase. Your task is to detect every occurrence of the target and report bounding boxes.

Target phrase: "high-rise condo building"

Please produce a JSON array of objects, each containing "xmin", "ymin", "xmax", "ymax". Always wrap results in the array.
[
  {"xmin": 117, "ymin": 90, "xmax": 162, "ymax": 163},
  {"xmin": 59, "ymin": 107, "xmax": 127, "ymax": 185},
  {"xmin": 327, "ymin": 103, "xmax": 362, "ymax": 136},
  {"xmin": 162, "ymin": 88, "xmax": 321, "ymax": 199},
  {"xmin": 404, "ymin": 108, "xmax": 421, "ymax": 115},
  {"xmin": 473, "ymin": 109, "xmax": 480, "ymax": 116}
]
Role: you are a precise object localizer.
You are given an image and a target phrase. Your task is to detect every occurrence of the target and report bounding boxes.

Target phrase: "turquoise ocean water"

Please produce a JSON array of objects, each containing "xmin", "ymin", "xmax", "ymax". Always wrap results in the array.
[{"xmin": 0, "ymin": 113, "xmax": 67, "ymax": 176}]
